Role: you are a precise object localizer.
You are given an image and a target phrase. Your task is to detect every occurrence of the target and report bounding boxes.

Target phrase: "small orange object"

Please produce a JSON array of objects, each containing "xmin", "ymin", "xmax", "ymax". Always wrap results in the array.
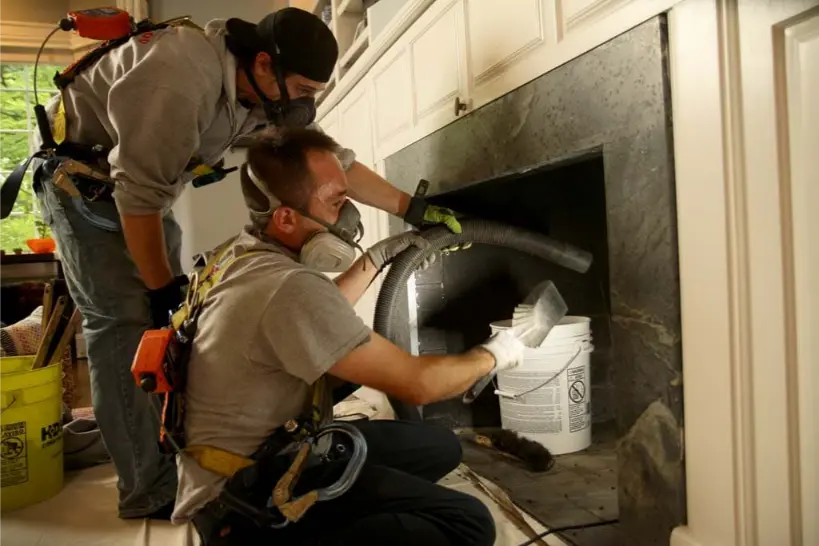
[
  {"xmin": 131, "ymin": 329, "xmax": 174, "ymax": 393},
  {"xmin": 26, "ymin": 238, "xmax": 56, "ymax": 254},
  {"xmin": 61, "ymin": 7, "xmax": 132, "ymax": 41}
]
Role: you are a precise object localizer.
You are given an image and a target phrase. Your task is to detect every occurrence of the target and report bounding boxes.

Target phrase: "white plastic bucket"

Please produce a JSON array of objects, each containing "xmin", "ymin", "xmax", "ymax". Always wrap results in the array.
[{"xmin": 491, "ymin": 317, "xmax": 594, "ymax": 455}]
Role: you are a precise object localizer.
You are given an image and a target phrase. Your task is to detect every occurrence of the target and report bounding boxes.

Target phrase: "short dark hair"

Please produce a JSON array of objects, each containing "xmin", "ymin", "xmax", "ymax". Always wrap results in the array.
[{"xmin": 240, "ymin": 128, "xmax": 342, "ymax": 225}]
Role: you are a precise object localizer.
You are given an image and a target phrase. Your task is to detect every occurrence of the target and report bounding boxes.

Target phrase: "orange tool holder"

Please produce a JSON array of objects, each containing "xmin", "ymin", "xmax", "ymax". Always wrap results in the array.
[
  {"xmin": 131, "ymin": 329, "xmax": 174, "ymax": 393},
  {"xmin": 59, "ymin": 7, "xmax": 133, "ymax": 41}
]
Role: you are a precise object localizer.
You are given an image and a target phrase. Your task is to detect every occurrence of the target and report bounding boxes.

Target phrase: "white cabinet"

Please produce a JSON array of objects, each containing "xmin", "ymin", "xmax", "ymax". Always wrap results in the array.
[
  {"xmin": 372, "ymin": 45, "xmax": 415, "ymax": 160},
  {"xmin": 364, "ymin": 0, "xmax": 685, "ymax": 161},
  {"xmin": 339, "ymin": 85, "xmax": 376, "ymax": 168},
  {"xmin": 371, "ymin": 0, "xmax": 471, "ymax": 159},
  {"xmin": 407, "ymin": 0, "xmax": 469, "ymax": 135},
  {"xmin": 464, "ymin": 0, "xmax": 552, "ymax": 109}
]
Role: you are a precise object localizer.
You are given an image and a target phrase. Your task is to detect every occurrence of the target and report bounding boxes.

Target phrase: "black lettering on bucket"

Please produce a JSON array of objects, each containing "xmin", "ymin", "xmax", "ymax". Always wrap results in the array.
[
  {"xmin": 40, "ymin": 421, "xmax": 62, "ymax": 449},
  {"xmin": 1, "ymin": 421, "xmax": 28, "ymax": 486}
]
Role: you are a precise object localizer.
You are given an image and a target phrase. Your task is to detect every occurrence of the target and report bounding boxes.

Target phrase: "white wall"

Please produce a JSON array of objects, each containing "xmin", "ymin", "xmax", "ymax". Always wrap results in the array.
[{"xmin": 172, "ymin": 150, "xmax": 251, "ymax": 272}]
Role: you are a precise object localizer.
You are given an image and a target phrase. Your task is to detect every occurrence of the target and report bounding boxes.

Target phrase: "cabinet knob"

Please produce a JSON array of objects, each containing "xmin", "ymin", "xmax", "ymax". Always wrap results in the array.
[{"xmin": 454, "ymin": 97, "xmax": 468, "ymax": 116}]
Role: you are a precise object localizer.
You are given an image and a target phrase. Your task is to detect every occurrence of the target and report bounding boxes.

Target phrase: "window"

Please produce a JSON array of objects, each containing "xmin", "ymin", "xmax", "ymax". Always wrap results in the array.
[{"xmin": 0, "ymin": 63, "xmax": 61, "ymax": 252}]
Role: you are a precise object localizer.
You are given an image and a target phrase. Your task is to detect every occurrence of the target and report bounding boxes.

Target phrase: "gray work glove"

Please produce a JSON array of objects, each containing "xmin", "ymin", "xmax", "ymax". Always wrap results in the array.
[
  {"xmin": 479, "ymin": 330, "xmax": 526, "ymax": 371},
  {"xmin": 366, "ymin": 232, "xmax": 435, "ymax": 271}
]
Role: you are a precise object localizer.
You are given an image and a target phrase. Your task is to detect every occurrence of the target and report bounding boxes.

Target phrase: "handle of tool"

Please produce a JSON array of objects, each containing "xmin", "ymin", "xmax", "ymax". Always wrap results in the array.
[
  {"xmin": 41, "ymin": 282, "xmax": 54, "ymax": 331},
  {"xmin": 32, "ymin": 296, "xmax": 67, "ymax": 369},
  {"xmin": 44, "ymin": 309, "xmax": 80, "ymax": 369},
  {"xmin": 463, "ymin": 368, "xmax": 499, "ymax": 405},
  {"xmin": 35, "ymin": 296, "xmax": 76, "ymax": 370}
]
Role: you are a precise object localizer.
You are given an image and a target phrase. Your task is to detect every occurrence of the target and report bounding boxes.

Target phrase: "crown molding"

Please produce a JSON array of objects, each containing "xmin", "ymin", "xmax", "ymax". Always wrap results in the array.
[{"xmin": 0, "ymin": 21, "xmax": 99, "ymax": 62}]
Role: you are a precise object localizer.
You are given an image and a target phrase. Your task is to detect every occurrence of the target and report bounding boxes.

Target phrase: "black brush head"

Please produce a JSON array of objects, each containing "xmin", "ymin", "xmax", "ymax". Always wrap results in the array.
[{"xmin": 489, "ymin": 429, "xmax": 554, "ymax": 472}]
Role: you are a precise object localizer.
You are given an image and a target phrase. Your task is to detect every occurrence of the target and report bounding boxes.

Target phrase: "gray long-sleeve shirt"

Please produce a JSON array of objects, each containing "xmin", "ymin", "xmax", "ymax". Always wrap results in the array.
[{"xmin": 45, "ymin": 19, "xmax": 355, "ymax": 215}]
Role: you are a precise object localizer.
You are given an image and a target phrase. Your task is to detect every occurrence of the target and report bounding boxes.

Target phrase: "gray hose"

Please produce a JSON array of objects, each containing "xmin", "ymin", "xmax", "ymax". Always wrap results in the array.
[{"xmin": 372, "ymin": 219, "xmax": 593, "ymax": 421}]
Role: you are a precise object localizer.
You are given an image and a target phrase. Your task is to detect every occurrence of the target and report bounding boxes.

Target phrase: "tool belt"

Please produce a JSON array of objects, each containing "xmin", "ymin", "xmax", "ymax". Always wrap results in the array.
[{"xmin": 130, "ymin": 238, "xmax": 368, "ymax": 527}]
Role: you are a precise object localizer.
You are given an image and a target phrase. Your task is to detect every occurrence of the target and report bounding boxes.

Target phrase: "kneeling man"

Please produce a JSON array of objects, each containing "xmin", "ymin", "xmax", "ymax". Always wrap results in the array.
[{"xmin": 172, "ymin": 129, "xmax": 526, "ymax": 546}]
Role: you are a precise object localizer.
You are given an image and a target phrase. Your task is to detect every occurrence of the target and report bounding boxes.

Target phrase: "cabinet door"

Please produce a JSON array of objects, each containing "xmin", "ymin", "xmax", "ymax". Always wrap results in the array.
[
  {"xmin": 408, "ymin": 0, "xmax": 469, "ymax": 136},
  {"xmin": 464, "ymin": 0, "xmax": 550, "ymax": 109},
  {"xmin": 337, "ymin": 84, "xmax": 388, "ymax": 327},
  {"xmin": 339, "ymin": 85, "xmax": 375, "ymax": 168},
  {"xmin": 372, "ymin": 44, "xmax": 414, "ymax": 160}
]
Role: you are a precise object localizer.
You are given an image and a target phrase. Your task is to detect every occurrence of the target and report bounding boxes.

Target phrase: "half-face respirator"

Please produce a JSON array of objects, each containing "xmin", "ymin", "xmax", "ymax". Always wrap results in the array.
[{"xmin": 244, "ymin": 163, "xmax": 364, "ymax": 272}]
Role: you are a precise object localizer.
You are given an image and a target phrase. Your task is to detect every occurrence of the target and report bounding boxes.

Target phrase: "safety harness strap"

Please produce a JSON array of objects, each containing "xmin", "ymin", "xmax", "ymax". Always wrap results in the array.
[
  {"xmin": 144, "ymin": 237, "xmax": 365, "ymax": 527},
  {"xmin": 53, "ymin": 17, "xmax": 204, "ymax": 90},
  {"xmin": 160, "ymin": 238, "xmax": 327, "ymax": 479}
]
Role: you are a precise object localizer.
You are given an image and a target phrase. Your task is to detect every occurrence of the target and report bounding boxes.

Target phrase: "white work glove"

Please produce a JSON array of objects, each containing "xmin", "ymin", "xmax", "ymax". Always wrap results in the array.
[
  {"xmin": 479, "ymin": 330, "xmax": 526, "ymax": 371},
  {"xmin": 366, "ymin": 232, "xmax": 436, "ymax": 271}
]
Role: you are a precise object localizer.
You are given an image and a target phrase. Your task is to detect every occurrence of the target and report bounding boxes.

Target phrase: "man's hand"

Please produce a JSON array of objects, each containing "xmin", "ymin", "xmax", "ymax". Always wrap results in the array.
[
  {"xmin": 147, "ymin": 275, "xmax": 189, "ymax": 328},
  {"xmin": 420, "ymin": 204, "xmax": 462, "ymax": 234},
  {"xmin": 366, "ymin": 232, "xmax": 435, "ymax": 271},
  {"xmin": 479, "ymin": 330, "xmax": 526, "ymax": 372},
  {"xmin": 404, "ymin": 196, "xmax": 461, "ymax": 232},
  {"xmin": 403, "ymin": 196, "xmax": 470, "ymax": 253}
]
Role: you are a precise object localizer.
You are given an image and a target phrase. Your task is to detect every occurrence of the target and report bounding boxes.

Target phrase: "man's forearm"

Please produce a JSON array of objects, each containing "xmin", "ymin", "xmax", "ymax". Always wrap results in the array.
[
  {"xmin": 334, "ymin": 254, "xmax": 380, "ymax": 305},
  {"xmin": 414, "ymin": 349, "xmax": 495, "ymax": 405},
  {"xmin": 345, "ymin": 161, "xmax": 411, "ymax": 217},
  {"xmin": 120, "ymin": 212, "xmax": 173, "ymax": 290}
]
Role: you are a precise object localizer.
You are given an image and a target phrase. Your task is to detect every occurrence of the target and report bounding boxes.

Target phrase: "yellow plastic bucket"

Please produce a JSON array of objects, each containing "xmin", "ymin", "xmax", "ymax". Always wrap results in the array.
[{"xmin": 1, "ymin": 356, "xmax": 64, "ymax": 512}]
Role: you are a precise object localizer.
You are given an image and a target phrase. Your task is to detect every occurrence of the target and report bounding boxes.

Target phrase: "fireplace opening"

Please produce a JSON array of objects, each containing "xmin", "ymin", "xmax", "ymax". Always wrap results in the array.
[{"xmin": 412, "ymin": 153, "xmax": 621, "ymax": 541}]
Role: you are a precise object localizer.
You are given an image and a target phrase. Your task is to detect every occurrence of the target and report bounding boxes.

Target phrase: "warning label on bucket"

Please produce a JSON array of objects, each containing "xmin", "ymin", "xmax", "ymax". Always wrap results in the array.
[
  {"xmin": 567, "ymin": 367, "xmax": 589, "ymax": 433},
  {"xmin": 1, "ymin": 421, "xmax": 28, "ymax": 486}
]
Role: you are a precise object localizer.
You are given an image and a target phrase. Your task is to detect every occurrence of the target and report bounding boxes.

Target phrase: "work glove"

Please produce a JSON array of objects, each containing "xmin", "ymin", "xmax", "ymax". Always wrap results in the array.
[
  {"xmin": 147, "ymin": 275, "xmax": 189, "ymax": 329},
  {"xmin": 479, "ymin": 330, "xmax": 526, "ymax": 372},
  {"xmin": 366, "ymin": 232, "xmax": 435, "ymax": 271},
  {"xmin": 403, "ymin": 196, "xmax": 470, "ymax": 253}
]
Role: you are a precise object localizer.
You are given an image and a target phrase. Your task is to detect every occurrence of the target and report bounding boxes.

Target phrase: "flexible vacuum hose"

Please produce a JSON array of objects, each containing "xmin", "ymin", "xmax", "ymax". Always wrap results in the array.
[{"xmin": 372, "ymin": 219, "xmax": 593, "ymax": 422}]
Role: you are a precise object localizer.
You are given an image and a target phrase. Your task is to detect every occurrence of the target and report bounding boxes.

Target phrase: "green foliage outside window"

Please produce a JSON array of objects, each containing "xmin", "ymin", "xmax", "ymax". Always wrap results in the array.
[{"xmin": 1, "ymin": 63, "xmax": 62, "ymax": 252}]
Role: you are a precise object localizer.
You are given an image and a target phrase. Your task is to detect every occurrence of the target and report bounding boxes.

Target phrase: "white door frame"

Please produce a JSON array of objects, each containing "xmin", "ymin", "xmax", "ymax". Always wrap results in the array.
[{"xmin": 669, "ymin": 1, "xmax": 819, "ymax": 545}]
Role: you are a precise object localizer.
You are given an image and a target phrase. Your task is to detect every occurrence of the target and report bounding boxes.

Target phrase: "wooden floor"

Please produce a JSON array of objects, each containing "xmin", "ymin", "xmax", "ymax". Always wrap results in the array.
[{"xmin": 460, "ymin": 421, "xmax": 621, "ymax": 545}]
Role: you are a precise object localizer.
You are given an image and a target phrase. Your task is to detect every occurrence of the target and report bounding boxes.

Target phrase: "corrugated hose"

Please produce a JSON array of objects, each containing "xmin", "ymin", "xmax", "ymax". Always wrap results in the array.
[{"xmin": 371, "ymin": 219, "xmax": 593, "ymax": 422}]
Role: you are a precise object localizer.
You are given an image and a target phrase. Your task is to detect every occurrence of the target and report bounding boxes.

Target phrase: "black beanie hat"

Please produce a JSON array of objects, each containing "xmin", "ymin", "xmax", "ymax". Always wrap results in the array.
[{"xmin": 225, "ymin": 8, "xmax": 338, "ymax": 83}]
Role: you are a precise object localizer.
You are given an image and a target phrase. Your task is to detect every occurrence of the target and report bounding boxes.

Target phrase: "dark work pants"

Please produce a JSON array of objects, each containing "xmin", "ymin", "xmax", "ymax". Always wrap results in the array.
[{"xmin": 193, "ymin": 420, "xmax": 496, "ymax": 546}]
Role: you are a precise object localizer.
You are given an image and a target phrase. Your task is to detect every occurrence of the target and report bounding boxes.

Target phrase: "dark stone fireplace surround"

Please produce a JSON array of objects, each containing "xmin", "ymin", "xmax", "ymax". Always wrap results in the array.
[{"xmin": 383, "ymin": 16, "xmax": 684, "ymax": 545}]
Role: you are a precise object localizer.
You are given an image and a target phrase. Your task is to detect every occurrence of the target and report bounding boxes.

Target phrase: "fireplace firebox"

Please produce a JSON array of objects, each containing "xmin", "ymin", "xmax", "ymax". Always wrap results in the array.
[{"xmin": 382, "ymin": 15, "xmax": 683, "ymax": 546}]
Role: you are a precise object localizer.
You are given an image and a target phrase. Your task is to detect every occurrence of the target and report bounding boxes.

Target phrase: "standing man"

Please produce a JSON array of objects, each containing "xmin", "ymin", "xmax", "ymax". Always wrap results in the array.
[{"xmin": 32, "ymin": 8, "xmax": 459, "ymax": 519}]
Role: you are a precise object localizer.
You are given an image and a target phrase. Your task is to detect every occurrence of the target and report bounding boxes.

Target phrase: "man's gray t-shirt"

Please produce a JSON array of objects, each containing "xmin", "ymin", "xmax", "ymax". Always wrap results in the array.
[{"xmin": 172, "ymin": 228, "xmax": 371, "ymax": 523}]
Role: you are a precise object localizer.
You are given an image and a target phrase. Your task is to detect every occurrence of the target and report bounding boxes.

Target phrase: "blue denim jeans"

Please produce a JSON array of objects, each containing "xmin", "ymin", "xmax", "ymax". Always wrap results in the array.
[{"xmin": 36, "ymin": 167, "xmax": 181, "ymax": 517}]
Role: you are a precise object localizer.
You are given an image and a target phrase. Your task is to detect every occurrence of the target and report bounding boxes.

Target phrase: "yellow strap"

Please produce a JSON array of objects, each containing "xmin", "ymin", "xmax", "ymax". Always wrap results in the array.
[
  {"xmin": 184, "ymin": 445, "xmax": 254, "ymax": 478},
  {"xmin": 170, "ymin": 238, "xmax": 258, "ymax": 329},
  {"xmin": 53, "ymin": 96, "xmax": 67, "ymax": 145},
  {"xmin": 190, "ymin": 163, "xmax": 215, "ymax": 176},
  {"xmin": 311, "ymin": 376, "xmax": 327, "ymax": 429},
  {"xmin": 50, "ymin": 17, "xmax": 201, "ymax": 150},
  {"xmin": 175, "ymin": 238, "xmax": 327, "ymax": 483}
]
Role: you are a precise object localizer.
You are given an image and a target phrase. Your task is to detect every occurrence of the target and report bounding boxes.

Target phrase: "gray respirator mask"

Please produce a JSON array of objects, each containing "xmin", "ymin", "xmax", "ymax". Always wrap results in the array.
[{"xmin": 244, "ymin": 163, "xmax": 364, "ymax": 272}]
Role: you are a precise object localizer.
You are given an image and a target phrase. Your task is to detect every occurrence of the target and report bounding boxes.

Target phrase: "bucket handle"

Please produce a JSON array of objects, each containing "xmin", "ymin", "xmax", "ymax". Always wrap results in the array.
[
  {"xmin": 494, "ymin": 343, "xmax": 584, "ymax": 400},
  {"xmin": 0, "ymin": 394, "xmax": 17, "ymax": 414}
]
